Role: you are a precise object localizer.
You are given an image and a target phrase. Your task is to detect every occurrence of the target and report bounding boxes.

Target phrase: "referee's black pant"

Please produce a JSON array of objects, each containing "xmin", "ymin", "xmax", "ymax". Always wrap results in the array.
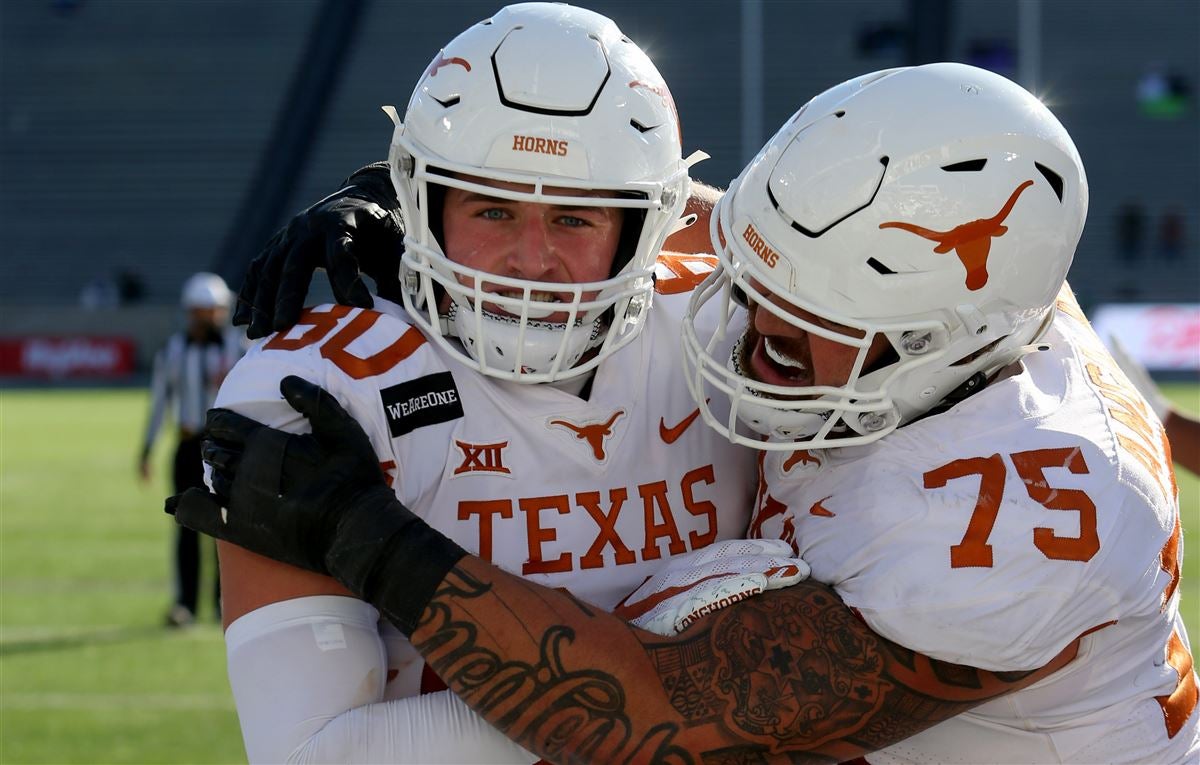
[{"xmin": 172, "ymin": 434, "xmax": 220, "ymax": 617}]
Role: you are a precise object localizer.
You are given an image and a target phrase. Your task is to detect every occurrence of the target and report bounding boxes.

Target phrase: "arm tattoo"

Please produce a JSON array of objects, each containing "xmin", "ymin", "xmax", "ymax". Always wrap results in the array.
[
  {"xmin": 415, "ymin": 568, "xmax": 693, "ymax": 764},
  {"xmin": 409, "ymin": 561, "xmax": 1072, "ymax": 764},
  {"xmin": 652, "ymin": 585, "xmax": 1064, "ymax": 758}
]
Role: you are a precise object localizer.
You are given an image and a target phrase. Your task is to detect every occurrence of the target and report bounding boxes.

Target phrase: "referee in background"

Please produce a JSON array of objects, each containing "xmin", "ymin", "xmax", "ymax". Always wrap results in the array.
[{"xmin": 139, "ymin": 273, "xmax": 245, "ymax": 627}]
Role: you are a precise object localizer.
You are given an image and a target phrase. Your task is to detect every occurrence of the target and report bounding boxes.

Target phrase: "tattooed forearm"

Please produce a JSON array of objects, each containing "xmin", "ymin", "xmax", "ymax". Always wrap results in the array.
[
  {"xmin": 414, "ymin": 565, "xmax": 693, "ymax": 764},
  {"xmin": 650, "ymin": 582, "xmax": 1075, "ymax": 758},
  {"xmin": 646, "ymin": 586, "xmax": 897, "ymax": 754},
  {"xmin": 406, "ymin": 559, "xmax": 1071, "ymax": 764}
]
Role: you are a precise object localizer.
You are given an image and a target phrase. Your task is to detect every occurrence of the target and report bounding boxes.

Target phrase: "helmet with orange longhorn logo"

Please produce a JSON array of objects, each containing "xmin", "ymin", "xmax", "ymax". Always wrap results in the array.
[
  {"xmin": 683, "ymin": 63, "xmax": 1088, "ymax": 450},
  {"xmin": 385, "ymin": 3, "xmax": 693, "ymax": 383}
]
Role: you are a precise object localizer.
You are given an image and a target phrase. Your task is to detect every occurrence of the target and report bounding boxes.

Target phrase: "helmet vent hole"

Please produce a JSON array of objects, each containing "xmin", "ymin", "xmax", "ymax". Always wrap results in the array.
[
  {"xmin": 630, "ymin": 118, "xmax": 655, "ymax": 134},
  {"xmin": 834, "ymin": 110, "xmax": 846, "ymax": 118},
  {"xmin": 867, "ymin": 257, "xmax": 895, "ymax": 275},
  {"xmin": 1035, "ymin": 162, "xmax": 1064, "ymax": 201},
  {"xmin": 433, "ymin": 95, "xmax": 460, "ymax": 108},
  {"xmin": 941, "ymin": 158, "xmax": 987, "ymax": 172}
]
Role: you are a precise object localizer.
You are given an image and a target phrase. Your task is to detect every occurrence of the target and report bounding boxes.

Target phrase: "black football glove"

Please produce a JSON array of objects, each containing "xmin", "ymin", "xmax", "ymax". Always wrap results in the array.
[
  {"xmin": 165, "ymin": 376, "xmax": 465, "ymax": 634},
  {"xmin": 233, "ymin": 162, "xmax": 406, "ymax": 339}
]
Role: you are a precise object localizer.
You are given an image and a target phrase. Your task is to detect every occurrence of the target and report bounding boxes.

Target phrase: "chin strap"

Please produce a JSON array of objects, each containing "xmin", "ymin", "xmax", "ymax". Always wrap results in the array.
[
  {"xmin": 667, "ymin": 212, "xmax": 699, "ymax": 238},
  {"xmin": 664, "ymin": 150, "xmax": 711, "ymax": 239},
  {"xmin": 946, "ymin": 370, "xmax": 989, "ymax": 403},
  {"xmin": 916, "ymin": 371, "xmax": 990, "ymax": 422},
  {"xmin": 440, "ymin": 301, "xmax": 610, "ymax": 380},
  {"xmin": 1014, "ymin": 341, "xmax": 1053, "ymax": 358}
]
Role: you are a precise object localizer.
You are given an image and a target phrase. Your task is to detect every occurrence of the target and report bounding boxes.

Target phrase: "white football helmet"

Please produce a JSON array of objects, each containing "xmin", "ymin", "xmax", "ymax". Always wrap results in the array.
[
  {"xmin": 181, "ymin": 272, "xmax": 232, "ymax": 310},
  {"xmin": 683, "ymin": 63, "xmax": 1088, "ymax": 450},
  {"xmin": 385, "ymin": 2, "xmax": 690, "ymax": 382}
]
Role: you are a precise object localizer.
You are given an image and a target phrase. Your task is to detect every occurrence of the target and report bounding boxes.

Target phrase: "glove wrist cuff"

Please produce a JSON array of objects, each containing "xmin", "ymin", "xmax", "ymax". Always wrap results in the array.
[{"xmin": 326, "ymin": 488, "xmax": 467, "ymax": 637}]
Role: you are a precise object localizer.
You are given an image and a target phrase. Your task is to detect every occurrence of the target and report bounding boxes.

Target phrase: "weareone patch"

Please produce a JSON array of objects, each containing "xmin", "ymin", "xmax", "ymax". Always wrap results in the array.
[{"xmin": 380, "ymin": 372, "xmax": 464, "ymax": 437}]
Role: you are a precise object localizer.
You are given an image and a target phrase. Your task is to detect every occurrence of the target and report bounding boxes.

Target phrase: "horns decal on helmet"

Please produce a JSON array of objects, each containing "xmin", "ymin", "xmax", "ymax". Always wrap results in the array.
[{"xmin": 878, "ymin": 179, "xmax": 1035, "ymax": 291}]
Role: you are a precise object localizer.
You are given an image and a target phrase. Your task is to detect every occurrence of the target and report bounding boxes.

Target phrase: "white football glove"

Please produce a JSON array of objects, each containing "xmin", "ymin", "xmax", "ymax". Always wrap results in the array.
[
  {"xmin": 614, "ymin": 539, "xmax": 810, "ymax": 636},
  {"xmin": 1109, "ymin": 334, "xmax": 1171, "ymax": 420}
]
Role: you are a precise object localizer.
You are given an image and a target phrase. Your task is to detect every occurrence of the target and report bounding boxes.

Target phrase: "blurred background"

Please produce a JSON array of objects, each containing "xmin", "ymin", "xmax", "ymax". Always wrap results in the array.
[{"xmin": 1, "ymin": 1, "xmax": 1196, "ymax": 762}]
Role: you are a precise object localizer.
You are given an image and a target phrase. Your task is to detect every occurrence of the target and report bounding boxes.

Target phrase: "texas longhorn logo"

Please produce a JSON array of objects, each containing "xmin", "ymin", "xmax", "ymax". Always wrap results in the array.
[
  {"xmin": 426, "ymin": 52, "xmax": 471, "ymax": 78},
  {"xmin": 549, "ymin": 410, "xmax": 625, "ymax": 461},
  {"xmin": 878, "ymin": 180, "xmax": 1034, "ymax": 291},
  {"xmin": 629, "ymin": 80, "xmax": 682, "ymax": 143},
  {"xmin": 782, "ymin": 449, "xmax": 822, "ymax": 474}
]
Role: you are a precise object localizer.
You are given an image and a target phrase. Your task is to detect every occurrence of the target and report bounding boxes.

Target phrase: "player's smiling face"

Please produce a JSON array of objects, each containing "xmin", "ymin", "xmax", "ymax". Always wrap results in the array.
[
  {"xmin": 738, "ymin": 280, "xmax": 892, "ymax": 391},
  {"xmin": 440, "ymin": 177, "xmax": 623, "ymax": 320}
]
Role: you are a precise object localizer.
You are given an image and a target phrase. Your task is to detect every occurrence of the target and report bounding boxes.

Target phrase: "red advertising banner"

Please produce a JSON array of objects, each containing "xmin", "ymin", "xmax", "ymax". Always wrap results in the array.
[
  {"xmin": 1092, "ymin": 303, "xmax": 1200, "ymax": 371},
  {"xmin": 0, "ymin": 336, "xmax": 137, "ymax": 379}
]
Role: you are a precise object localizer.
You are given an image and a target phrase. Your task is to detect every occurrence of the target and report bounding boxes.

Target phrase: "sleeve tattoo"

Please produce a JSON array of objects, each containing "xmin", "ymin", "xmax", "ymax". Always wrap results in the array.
[{"xmin": 408, "ymin": 558, "xmax": 1075, "ymax": 764}]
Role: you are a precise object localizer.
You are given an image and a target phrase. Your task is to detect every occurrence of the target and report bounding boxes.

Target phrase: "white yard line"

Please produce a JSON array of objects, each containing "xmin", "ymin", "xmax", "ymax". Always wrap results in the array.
[{"xmin": 0, "ymin": 692, "xmax": 234, "ymax": 711}]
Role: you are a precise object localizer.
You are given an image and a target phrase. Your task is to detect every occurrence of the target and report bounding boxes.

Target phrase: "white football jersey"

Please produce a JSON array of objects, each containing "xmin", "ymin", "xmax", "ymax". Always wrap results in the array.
[
  {"xmin": 750, "ymin": 294, "xmax": 1198, "ymax": 763},
  {"xmin": 215, "ymin": 254, "xmax": 758, "ymax": 697}
]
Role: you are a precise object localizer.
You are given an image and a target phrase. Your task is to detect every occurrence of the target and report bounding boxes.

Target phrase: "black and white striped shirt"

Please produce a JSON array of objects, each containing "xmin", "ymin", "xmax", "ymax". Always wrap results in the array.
[{"xmin": 142, "ymin": 327, "xmax": 244, "ymax": 453}]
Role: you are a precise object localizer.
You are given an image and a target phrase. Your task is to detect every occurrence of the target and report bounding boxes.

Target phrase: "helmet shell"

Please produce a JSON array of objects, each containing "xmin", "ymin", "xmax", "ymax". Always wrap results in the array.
[
  {"xmin": 181, "ymin": 272, "xmax": 232, "ymax": 310},
  {"xmin": 684, "ymin": 63, "xmax": 1087, "ymax": 449}
]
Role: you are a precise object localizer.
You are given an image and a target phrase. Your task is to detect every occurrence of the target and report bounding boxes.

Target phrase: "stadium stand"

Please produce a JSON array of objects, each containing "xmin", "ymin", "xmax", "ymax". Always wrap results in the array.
[{"xmin": 1, "ymin": 0, "xmax": 1195, "ymax": 373}]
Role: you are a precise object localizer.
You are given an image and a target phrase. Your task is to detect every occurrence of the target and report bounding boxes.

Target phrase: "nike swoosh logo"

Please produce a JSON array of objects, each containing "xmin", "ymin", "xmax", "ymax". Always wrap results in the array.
[
  {"xmin": 809, "ymin": 496, "xmax": 836, "ymax": 517},
  {"xmin": 659, "ymin": 399, "xmax": 709, "ymax": 444}
]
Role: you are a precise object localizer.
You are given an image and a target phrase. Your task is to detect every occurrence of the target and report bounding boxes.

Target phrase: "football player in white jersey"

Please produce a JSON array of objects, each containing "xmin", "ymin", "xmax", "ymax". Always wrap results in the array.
[
  {"xmin": 204, "ymin": 4, "xmax": 768, "ymax": 763},
  {"xmin": 169, "ymin": 63, "xmax": 1198, "ymax": 762},
  {"xmin": 675, "ymin": 62, "xmax": 1197, "ymax": 763}
]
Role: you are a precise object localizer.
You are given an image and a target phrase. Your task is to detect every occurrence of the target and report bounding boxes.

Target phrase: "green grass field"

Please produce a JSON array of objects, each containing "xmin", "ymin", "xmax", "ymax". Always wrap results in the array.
[
  {"xmin": 1, "ymin": 390, "xmax": 241, "ymax": 764},
  {"xmin": 1, "ymin": 386, "xmax": 1198, "ymax": 763}
]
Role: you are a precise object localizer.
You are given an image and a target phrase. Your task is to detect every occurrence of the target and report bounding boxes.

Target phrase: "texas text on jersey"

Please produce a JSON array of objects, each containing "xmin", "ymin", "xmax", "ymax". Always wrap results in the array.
[
  {"xmin": 748, "ymin": 288, "xmax": 1198, "ymax": 764},
  {"xmin": 214, "ymin": 253, "xmax": 758, "ymax": 699}
]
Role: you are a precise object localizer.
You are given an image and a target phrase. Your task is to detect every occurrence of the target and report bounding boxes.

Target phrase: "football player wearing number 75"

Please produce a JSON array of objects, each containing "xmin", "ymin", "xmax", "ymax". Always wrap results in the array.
[{"xmin": 174, "ymin": 63, "xmax": 1198, "ymax": 763}]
